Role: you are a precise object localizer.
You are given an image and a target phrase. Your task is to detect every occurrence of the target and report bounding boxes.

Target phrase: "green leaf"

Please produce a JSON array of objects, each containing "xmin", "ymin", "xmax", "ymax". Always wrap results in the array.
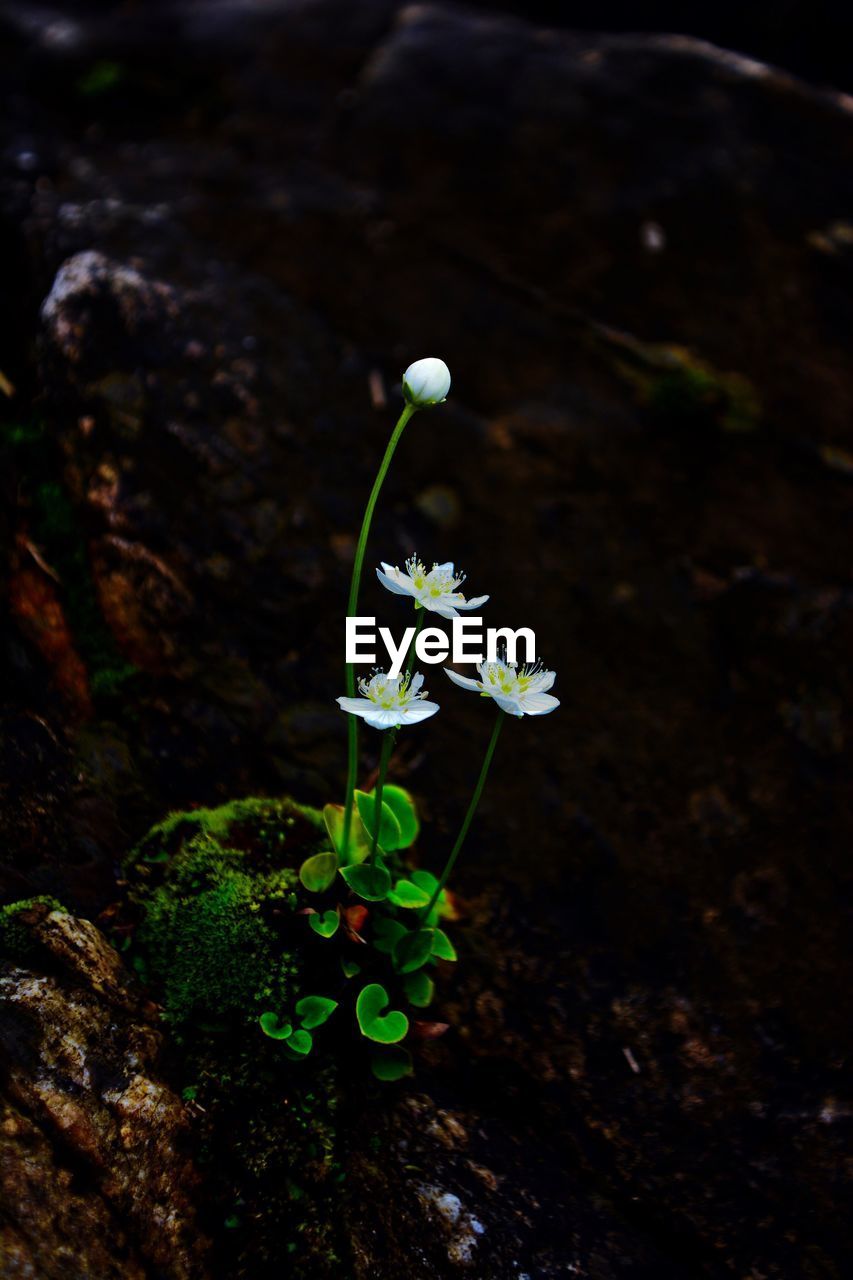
[
  {"xmin": 381, "ymin": 785, "xmax": 420, "ymax": 848},
  {"xmin": 284, "ymin": 1028, "xmax": 313, "ymax": 1057},
  {"xmin": 372, "ymin": 917, "xmax": 407, "ymax": 955},
  {"xmin": 356, "ymin": 983, "xmax": 409, "ymax": 1044},
  {"xmin": 259, "ymin": 1012, "xmax": 293, "ymax": 1041},
  {"xmin": 410, "ymin": 869, "xmax": 438, "ymax": 893},
  {"xmin": 370, "ymin": 1047, "xmax": 413, "ymax": 1082},
  {"xmin": 341, "ymin": 958, "xmax": 361, "ymax": 979},
  {"xmin": 403, "ymin": 970, "xmax": 435, "ymax": 1008},
  {"xmin": 339, "ymin": 861, "xmax": 391, "ymax": 903},
  {"xmin": 388, "ymin": 879, "xmax": 431, "ymax": 910},
  {"xmin": 323, "ymin": 803, "xmax": 371, "ymax": 865},
  {"xmin": 295, "ymin": 995, "xmax": 338, "ymax": 1030},
  {"xmin": 431, "ymin": 928, "xmax": 457, "ymax": 962},
  {"xmin": 355, "ymin": 790, "xmax": 403, "ymax": 852},
  {"xmin": 299, "ymin": 851, "xmax": 338, "ymax": 893},
  {"xmin": 411, "ymin": 869, "xmax": 447, "ymax": 921},
  {"xmin": 309, "ymin": 909, "xmax": 340, "ymax": 939},
  {"xmin": 393, "ymin": 928, "xmax": 435, "ymax": 974}
]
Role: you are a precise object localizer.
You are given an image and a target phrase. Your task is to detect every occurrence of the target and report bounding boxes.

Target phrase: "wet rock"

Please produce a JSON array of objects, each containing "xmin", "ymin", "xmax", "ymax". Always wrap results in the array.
[{"xmin": 0, "ymin": 902, "xmax": 209, "ymax": 1279}]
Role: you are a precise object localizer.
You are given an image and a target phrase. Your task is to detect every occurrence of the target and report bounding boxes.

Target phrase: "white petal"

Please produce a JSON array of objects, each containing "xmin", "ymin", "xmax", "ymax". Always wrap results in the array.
[
  {"xmin": 529, "ymin": 670, "xmax": 556, "ymax": 693},
  {"xmin": 409, "ymin": 672, "xmax": 425, "ymax": 694},
  {"xmin": 444, "ymin": 668, "xmax": 481, "ymax": 692},
  {"xmin": 400, "ymin": 699, "xmax": 440, "ymax": 723},
  {"xmin": 377, "ymin": 567, "xmax": 416, "ymax": 597},
  {"xmin": 522, "ymin": 693, "xmax": 560, "ymax": 716},
  {"xmin": 337, "ymin": 696, "xmax": 371, "ymax": 718},
  {"xmin": 433, "ymin": 561, "xmax": 454, "ymax": 573},
  {"xmin": 363, "ymin": 706, "xmax": 402, "ymax": 729},
  {"xmin": 453, "ymin": 594, "xmax": 489, "ymax": 611},
  {"xmin": 492, "ymin": 692, "xmax": 525, "ymax": 717},
  {"xmin": 430, "ymin": 601, "xmax": 460, "ymax": 619}
]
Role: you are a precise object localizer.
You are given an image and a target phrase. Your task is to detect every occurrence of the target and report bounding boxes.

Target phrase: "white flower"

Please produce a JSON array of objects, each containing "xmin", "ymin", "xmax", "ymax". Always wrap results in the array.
[
  {"xmin": 377, "ymin": 557, "xmax": 489, "ymax": 619},
  {"xmin": 337, "ymin": 670, "xmax": 439, "ymax": 730},
  {"xmin": 445, "ymin": 659, "xmax": 560, "ymax": 717},
  {"xmin": 402, "ymin": 357, "xmax": 451, "ymax": 408}
]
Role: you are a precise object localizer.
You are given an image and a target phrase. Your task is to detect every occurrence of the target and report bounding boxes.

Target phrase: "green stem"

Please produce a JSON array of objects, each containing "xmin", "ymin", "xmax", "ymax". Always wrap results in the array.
[
  {"xmin": 342, "ymin": 402, "xmax": 418, "ymax": 856},
  {"xmin": 368, "ymin": 609, "xmax": 427, "ymax": 860},
  {"xmin": 370, "ymin": 730, "xmax": 395, "ymax": 861},
  {"xmin": 420, "ymin": 707, "xmax": 505, "ymax": 923}
]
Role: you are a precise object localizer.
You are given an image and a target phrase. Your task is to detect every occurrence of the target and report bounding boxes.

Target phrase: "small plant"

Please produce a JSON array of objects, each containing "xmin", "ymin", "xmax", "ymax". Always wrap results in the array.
[{"xmin": 256, "ymin": 358, "xmax": 560, "ymax": 1080}]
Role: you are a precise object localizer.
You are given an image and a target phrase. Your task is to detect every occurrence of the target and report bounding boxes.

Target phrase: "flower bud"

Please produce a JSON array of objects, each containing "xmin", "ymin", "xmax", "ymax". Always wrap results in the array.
[{"xmin": 402, "ymin": 357, "xmax": 451, "ymax": 408}]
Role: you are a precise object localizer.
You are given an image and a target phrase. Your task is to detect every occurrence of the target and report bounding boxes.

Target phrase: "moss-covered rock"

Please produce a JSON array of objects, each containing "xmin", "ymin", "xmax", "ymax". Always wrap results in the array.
[
  {"xmin": 0, "ymin": 895, "xmax": 68, "ymax": 960},
  {"xmin": 125, "ymin": 795, "xmax": 345, "ymax": 1276},
  {"xmin": 126, "ymin": 796, "xmax": 326, "ymax": 1032}
]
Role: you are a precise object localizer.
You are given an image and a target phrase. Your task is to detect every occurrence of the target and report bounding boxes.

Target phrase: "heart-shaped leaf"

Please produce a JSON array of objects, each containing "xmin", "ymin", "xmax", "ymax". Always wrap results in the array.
[
  {"xmin": 431, "ymin": 928, "xmax": 457, "ymax": 961},
  {"xmin": 309, "ymin": 909, "xmax": 340, "ymax": 939},
  {"xmin": 370, "ymin": 1047, "xmax": 413, "ymax": 1082},
  {"xmin": 284, "ymin": 1028, "xmax": 313, "ymax": 1057},
  {"xmin": 381, "ymin": 785, "xmax": 420, "ymax": 848},
  {"xmin": 393, "ymin": 928, "xmax": 435, "ymax": 974},
  {"xmin": 341, "ymin": 958, "xmax": 361, "ymax": 979},
  {"xmin": 403, "ymin": 970, "xmax": 434, "ymax": 1008},
  {"xmin": 258, "ymin": 1012, "xmax": 292, "ymax": 1040},
  {"xmin": 356, "ymin": 983, "xmax": 409, "ymax": 1044},
  {"xmin": 388, "ymin": 879, "xmax": 431, "ymax": 910},
  {"xmin": 340, "ymin": 861, "xmax": 391, "ymax": 902},
  {"xmin": 295, "ymin": 995, "xmax": 338, "ymax": 1030},
  {"xmin": 372, "ymin": 917, "xmax": 407, "ymax": 955},
  {"xmin": 299, "ymin": 851, "xmax": 338, "ymax": 893},
  {"xmin": 355, "ymin": 790, "xmax": 403, "ymax": 852}
]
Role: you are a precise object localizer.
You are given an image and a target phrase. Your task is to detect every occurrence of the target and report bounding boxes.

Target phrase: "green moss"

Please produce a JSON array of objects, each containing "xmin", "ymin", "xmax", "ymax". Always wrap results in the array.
[
  {"xmin": 0, "ymin": 896, "xmax": 67, "ymax": 960},
  {"xmin": 128, "ymin": 796, "xmax": 326, "ymax": 1031},
  {"xmin": 127, "ymin": 794, "xmax": 346, "ymax": 1273}
]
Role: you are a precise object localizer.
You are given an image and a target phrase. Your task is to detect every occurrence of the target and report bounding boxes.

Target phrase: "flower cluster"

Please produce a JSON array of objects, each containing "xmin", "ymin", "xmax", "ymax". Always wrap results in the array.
[{"xmin": 340, "ymin": 555, "xmax": 559, "ymax": 728}]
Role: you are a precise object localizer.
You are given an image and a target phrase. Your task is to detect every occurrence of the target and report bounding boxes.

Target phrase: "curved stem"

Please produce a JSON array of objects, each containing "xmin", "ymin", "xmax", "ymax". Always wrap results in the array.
[
  {"xmin": 342, "ymin": 402, "xmax": 418, "ymax": 856},
  {"xmin": 420, "ymin": 707, "xmax": 505, "ymax": 923}
]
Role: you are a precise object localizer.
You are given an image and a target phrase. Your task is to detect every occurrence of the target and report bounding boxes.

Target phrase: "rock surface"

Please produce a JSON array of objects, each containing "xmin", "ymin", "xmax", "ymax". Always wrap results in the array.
[
  {"xmin": 0, "ymin": 902, "xmax": 209, "ymax": 1278},
  {"xmin": 0, "ymin": 1, "xmax": 852, "ymax": 1276}
]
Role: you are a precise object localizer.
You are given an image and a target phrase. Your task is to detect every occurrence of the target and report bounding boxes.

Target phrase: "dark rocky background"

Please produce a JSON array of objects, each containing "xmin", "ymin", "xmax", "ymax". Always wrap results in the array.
[{"xmin": 1, "ymin": 1, "xmax": 852, "ymax": 1276}]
